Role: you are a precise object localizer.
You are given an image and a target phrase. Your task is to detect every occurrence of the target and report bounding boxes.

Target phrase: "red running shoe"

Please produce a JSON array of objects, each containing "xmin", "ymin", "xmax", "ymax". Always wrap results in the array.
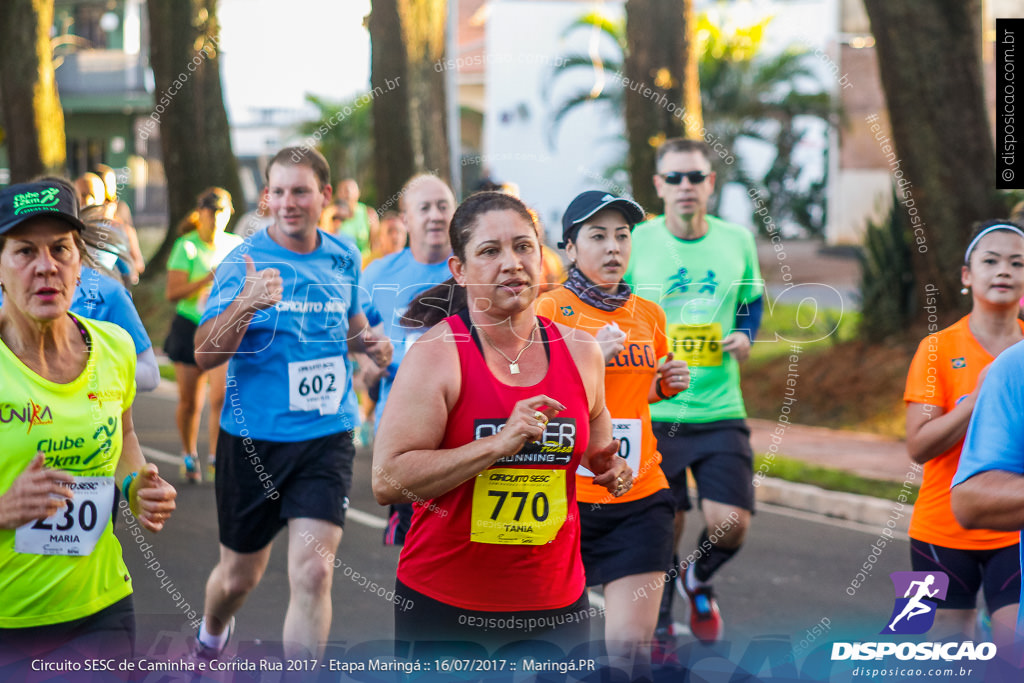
[{"xmin": 681, "ymin": 581, "xmax": 724, "ymax": 644}]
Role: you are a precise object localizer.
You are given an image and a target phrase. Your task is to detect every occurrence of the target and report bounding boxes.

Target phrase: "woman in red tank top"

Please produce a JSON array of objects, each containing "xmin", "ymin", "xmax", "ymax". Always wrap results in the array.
[{"xmin": 372, "ymin": 192, "xmax": 632, "ymax": 655}]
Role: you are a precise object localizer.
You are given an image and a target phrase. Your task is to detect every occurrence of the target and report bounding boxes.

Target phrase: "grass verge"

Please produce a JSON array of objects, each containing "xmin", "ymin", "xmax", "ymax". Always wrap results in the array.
[
  {"xmin": 755, "ymin": 453, "xmax": 918, "ymax": 504},
  {"xmin": 159, "ymin": 362, "xmax": 176, "ymax": 382},
  {"xmin": 742, "ymin": 303, "xmax": 912, "ymax": 437}
]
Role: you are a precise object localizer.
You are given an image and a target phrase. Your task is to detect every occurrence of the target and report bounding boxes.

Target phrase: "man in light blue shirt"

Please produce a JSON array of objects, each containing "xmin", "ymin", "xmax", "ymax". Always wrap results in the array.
[
  {"xmin": 951, "ymin": 340, "xmax": 1024, "ymax": 635},
  {"xmin": 190, "ymin": 147, "xmax": 392, "ymax": 661}
]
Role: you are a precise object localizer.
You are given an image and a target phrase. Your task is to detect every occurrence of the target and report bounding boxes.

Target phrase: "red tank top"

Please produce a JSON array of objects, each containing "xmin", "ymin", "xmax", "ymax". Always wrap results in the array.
[{"xmin": 396, "ymin": 314, "xmax": 589, "ymax": 611}]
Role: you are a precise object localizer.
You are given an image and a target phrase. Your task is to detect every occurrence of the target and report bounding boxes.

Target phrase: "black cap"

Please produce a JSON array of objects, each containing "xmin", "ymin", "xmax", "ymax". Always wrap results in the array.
[
  {"xmin": 560, "ymin": 190, "xmax": 644, "ymax": 248},
  {"xmin": 0, "ymin": 181, "xmax": 86, "ymax": 236}
]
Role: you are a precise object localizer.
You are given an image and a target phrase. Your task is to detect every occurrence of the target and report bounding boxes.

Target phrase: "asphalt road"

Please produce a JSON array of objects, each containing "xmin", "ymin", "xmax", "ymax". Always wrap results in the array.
[{"xmin": 104, "ymin": 387, "xmax": 1005, "ymax": 683}]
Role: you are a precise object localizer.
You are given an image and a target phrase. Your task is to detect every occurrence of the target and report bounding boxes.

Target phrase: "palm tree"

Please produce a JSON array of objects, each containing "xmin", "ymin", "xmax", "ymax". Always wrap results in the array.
[
  {"xmin": 546, "ymin": 12, "xmax": 838, "ymax": 236},
  {"xmin": 297, "ymin": 93, "xmax": 376, "ymax": 202},
  {"xmin": 544, "ymin": 12, "xmax": 626, "ymax": 147}
]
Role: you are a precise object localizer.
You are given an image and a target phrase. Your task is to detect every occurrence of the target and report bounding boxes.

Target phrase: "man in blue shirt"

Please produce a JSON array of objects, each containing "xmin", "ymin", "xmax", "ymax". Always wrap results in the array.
[
  {"xmin": 362, "ymin": 174, "xmax": 456, "ymax": 544},
  {"xmin": 191, "ymin": 147, "xmax": 392, "ymax": 660},
  {"xmin": 952, "ymin": 341, "xmax": 1024, "ymax": 636},
  {"xmin": 75, "ymin": 266, "xmax": 159, "ymax": 391}
]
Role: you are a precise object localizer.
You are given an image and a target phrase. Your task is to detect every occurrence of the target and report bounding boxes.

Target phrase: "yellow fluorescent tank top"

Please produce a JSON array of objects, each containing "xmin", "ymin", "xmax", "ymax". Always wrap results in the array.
[{"xmin": 0, "ymin": 314, "xmax": 136, "ymax": 627}]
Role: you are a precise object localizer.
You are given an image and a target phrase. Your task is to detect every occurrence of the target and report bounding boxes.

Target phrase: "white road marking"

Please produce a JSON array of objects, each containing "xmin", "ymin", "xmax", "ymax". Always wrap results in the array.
[
  {"xmin": 141, "ymin": 446, "xmax": 181, "ymax": 465},
  {"xmin": 346, "ymin": 507, "xmax": 388, "ymax": 529},
  {"xmin": 757, "ymin": 501, "xmax": 909, "ymax": 539}
]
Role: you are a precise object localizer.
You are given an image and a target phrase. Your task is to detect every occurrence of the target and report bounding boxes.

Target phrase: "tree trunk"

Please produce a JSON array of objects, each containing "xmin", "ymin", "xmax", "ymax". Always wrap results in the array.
[
  {"xmin": 400, "ymin": 0, "xmax": 450, "ymax": 184},
  {"xmin": 680, "ymin": 0, "xmax": 702, "ymax": 140},
  {"xmin": 145, "ymin": 0, "xmax": 243, "ymax": 278},
  {"xmin": 0, "ymin": 0, "xmax": 67, "ymax": 181},
  {"xmin": 863, "ymin": 0, "xmax": 1005, "ymax": 320},
  {"xmin": 370, "ymin": 0, "xmax": 415, "ymax": 208},
  {"xmin": 623, "ymin": 0, "xmax": 696, "ymax": 212}
]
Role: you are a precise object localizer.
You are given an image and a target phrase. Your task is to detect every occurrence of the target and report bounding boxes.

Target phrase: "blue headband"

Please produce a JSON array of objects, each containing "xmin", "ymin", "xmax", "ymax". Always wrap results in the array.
[{"xmin": 964, "ymin": 224, "xmax": 1024, "ymax": 264}]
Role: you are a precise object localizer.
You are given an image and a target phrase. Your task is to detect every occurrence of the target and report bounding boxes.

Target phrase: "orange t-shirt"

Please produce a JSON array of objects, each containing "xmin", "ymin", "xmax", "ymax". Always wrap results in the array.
[
  {"xmin": 904, "ymin": 314, "xmax": 1022, "ymax": 549},
  {"xmin": 536, "ymin": 287, "xmax": 670, "ymax": 504}
]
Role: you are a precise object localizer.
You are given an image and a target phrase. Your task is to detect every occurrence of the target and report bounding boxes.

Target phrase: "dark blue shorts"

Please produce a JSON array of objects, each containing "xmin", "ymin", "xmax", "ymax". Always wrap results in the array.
[
  {"xmin": 910, "ymin": 538, "xmax": 1021, "ymax": 612},
  {"xmin": 216, "ymin": 428, "xmax": 354, "ymax": 553},
  {"xmin": 578, "ymin": 489, "xmax": 675, "ymax": 586},
  {"xmin": 394, "ymin": 579, "xmax": 591, "ymax": 655},
  {"xmin": 652, "ymin": 419, "xmax": 755, "ymax": 512}
]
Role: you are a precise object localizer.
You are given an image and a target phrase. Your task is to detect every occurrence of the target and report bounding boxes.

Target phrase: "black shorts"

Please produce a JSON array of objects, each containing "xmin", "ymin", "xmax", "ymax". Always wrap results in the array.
[
  {"xmin": 578, "ymin": 489, "xmax": 675, "ymax": 586},
  {"xmin": 910, "ymin": 538, "xmax": 1021, "ymax": 612},
  {"xmin": 653, "ymin": 419, "xmax": 755, "ymax": 512},
  {"xmin": 0, "ymin": 595, "xmax": 134, "ymax": 669},
  {"xmin": 394, "ymin": 579, "xmax": 591, "ymax": 655},
  {"xmin": 215, "ymin": 428, "xmax": 355, "ymax": 553},
  {"xmin": 163, "ymin": 313, "xmax": 199, "ymax": 365}
]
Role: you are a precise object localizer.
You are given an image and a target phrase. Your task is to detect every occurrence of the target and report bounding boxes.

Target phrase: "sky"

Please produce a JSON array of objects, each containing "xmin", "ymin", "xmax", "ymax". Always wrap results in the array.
[{"xmin": 218, "ymin": 0, "xmax": 372, "ymax": 124}]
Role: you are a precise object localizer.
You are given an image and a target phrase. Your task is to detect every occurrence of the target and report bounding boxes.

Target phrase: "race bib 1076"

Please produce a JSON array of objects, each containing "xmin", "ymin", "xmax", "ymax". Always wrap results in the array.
[{"xmin": 667, "ymin": 322, "xmax": 723, "ymax": 367}]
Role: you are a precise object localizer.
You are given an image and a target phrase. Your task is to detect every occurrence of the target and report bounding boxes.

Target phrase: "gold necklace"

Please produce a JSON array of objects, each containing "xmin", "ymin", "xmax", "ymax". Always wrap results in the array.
[{"xmin": 476, "ymin": 321, "xmax": 539, "ymax": 375}]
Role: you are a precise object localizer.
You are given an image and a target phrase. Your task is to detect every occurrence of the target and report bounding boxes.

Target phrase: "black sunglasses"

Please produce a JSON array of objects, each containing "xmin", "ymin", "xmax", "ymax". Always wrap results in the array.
[{"xmin": 660, "ymin": 171, "xmax": 709, "ymax": 185}]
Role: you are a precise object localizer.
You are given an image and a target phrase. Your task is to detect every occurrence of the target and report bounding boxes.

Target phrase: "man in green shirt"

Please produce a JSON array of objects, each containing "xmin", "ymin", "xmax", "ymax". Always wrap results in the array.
[
  {"xmin": 334, "ymin": 178, "xmax": 378, "ymax": 257},
  {"xmin": 625, "ymin": 139, "xmax": 764, "ymax": 646}
]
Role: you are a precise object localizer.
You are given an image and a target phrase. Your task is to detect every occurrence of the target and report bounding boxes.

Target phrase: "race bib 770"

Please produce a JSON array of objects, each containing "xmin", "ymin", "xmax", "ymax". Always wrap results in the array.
[{"xmin": 470, "ymin": 468, "xmax": 567, "ymax": 545}]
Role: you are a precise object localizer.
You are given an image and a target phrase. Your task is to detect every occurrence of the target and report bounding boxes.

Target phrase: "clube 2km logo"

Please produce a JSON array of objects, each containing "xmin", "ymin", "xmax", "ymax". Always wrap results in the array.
[{"xmin": 831, "ymin": 572, "xmax": 996, "ymax": 663}]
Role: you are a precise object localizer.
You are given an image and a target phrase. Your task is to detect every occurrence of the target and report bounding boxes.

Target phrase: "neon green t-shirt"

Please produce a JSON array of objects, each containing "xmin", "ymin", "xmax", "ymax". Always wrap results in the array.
[
  {"xmin": 167, "ymin": 230, "xmax": 243, "ymax": 323},
  {"xmin": 338, "ymin": 203, "xmax": 372, "ymax": 257},
  {"xmin": 625, "ymin": 214, "xmax": 762, "ymax": 423},
  {"xmin": 0, "ymin": 315, "xmax": 137, "ymax": 627}
]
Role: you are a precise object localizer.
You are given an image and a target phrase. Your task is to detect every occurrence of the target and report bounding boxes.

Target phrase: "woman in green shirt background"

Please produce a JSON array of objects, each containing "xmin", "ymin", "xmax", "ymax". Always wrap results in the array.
[{"xmin": 164, "ymin": 188, "xmax": 242, "ymax": 483}]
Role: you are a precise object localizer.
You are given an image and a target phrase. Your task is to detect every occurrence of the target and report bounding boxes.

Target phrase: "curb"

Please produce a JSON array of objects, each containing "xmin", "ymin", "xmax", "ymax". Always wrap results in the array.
[{"xmin": 755, "ymin": 477, "xmax": 911, "ymax": 532}]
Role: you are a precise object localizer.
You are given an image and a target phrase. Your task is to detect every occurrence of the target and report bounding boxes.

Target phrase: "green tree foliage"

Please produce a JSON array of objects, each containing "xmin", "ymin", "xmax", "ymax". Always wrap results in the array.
[
  {"xmin": 858, "ymin": 189, "xmax": 915, "ymax": 340},
  {"xmin": 547, "ymin": 12, "xmax": 838, "ymax": 236},
  {"xmin": 298, "ymin": 93, "xmax": 376, "ymax": 203}
]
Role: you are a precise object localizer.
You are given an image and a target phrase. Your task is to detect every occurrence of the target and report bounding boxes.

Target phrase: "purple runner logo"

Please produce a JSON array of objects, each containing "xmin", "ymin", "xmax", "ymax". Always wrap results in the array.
[{"xmin": 882, "ymin": 571, "xmax": 948, "ymax": 635}]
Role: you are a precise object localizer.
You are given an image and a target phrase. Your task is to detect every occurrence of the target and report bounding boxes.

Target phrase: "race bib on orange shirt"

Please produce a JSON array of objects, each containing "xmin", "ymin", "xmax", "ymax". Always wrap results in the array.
[{"xmin": 577, "ymin": 418, "xmax": 641, "ymax": 479}]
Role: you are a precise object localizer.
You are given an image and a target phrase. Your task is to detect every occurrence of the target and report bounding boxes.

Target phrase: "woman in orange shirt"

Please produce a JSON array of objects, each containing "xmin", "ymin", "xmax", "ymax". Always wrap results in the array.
[
  {"xmin": 904, "ymin": 220, "xmax": 1024, "ymax": 644},
  {"xmin": 536, "ymin": 191, "xmax": 689, "ymax": 680}
]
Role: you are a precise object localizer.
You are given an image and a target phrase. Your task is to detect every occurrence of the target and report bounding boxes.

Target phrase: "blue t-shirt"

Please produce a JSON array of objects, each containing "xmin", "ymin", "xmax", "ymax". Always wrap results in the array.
[
  {"xmin": 0, "ymin": 267, "xmax": 152, "ymax": 353},
  {"xmin": 951, "ymin": 339, "xmax": 1024, "ymax": 631},
  {"xmin": 362, "ymin": 248, "xmax": 452, "ymax": 425},
  {"xmin": 200, "ymin": 229, "xmax": 364, "ymax": 442},
  {"xmin": 73, "ymin": 268, "xmax": 152, "ymax": 353}
]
